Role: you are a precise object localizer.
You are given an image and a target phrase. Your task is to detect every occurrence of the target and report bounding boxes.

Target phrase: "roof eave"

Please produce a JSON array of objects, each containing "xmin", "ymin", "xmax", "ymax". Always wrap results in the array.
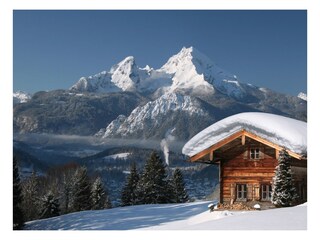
[{"xmin": 189, "ymin": 129, "xmax": 305, "ymax": 162}]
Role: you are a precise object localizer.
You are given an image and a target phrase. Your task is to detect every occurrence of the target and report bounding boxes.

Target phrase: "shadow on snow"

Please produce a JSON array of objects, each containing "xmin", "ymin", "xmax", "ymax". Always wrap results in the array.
[{"xmin": 25, "ymin": 201, "xmax": 210, "ymax": 230}]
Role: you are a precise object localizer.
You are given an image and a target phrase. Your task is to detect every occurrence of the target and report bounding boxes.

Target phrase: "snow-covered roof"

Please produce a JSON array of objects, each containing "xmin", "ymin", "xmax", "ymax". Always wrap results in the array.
[{"xmin": 182, "ymin": 112, "xmax": 307, "ymax": 157}]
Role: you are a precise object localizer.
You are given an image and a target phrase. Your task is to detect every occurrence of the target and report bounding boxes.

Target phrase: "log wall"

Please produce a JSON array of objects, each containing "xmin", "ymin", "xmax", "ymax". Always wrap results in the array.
[{"xmin": 219, "ymin": 140, "xmax": 307, "ymax": 203}]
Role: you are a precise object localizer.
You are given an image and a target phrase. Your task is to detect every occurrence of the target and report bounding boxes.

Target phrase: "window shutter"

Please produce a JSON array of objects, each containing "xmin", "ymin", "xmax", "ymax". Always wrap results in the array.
[
  {"xmin": 259, "ymin": 148, "xmax": 264, "ymax": 159},
  {"xmin": 230, "ymin": 183, "xmax": 236, "ymax": 204},
  {"xmin": 254, "ymin": 184, "xmax": 260, "ymax": 200},
  {"xmin": 243, "ymin": 149, "xmax": 248, "ymax": 159},
  {"xmin": 247, "ymin": 184, "xmax": 253, "ymax": 201}
]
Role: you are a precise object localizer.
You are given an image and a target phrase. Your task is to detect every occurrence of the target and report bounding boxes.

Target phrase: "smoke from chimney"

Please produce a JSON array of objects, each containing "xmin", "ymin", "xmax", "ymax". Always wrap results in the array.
[{"xmin": 160, "ymin": 128, "xmax": 176, "ymax": 166}]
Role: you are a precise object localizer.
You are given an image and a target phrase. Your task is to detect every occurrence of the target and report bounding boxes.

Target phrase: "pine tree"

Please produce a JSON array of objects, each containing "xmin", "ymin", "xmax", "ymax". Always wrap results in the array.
[
  {"xmin": 271, "ymin": 149, "xmax": 299, "ymax": 207},
  {"xmin": 121, "ymin": 162, "xmax": 140, "ymax": 206},
  {"xmin": 91, "ymin": 176, "xmax": 111, "ymax": 210},
  {"xmin": 13, "ymin": 157, "xmax": 24, "ymax": 230},
  {"xmin": 136, "ymin": 152, "xmax": 170, "ymax": 204},
  {"xmin": 171, "ymin": 168, "xmax": 189, "ymax": 203},
  {"xmin": 39, "ymin": 191, "xmax": 60, "ymax": 219},
  {"xmin": 71, "ymin": 166, "xmax": 92, "ymax": 212}
]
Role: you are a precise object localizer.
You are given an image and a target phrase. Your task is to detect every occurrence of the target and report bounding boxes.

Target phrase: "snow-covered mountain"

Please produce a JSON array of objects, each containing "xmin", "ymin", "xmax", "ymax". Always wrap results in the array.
[
  {"xmin": 13, "ymin": 91, "xmax": 31, "ymax": 104},
  {"xmin": 160, "ymin": 46, "xmax": 246, "ymax": 98},
  {"xmin": 70, "ymin": 47, "xmax": 250, "ymax": 99},
  {"xmin": 96, "ymin": 93, "xmax": 210, "ymax": 139},
  {"xmin": 70, "ymin": 56, "xmax": 171, "ymax": 93},
  {"xmin": 13, "ymin": 47, "xmax": 307, "ymax": 139},
  {"xmin": 298, "ymin": 92, "xmax": 307, "ymax": 101}
]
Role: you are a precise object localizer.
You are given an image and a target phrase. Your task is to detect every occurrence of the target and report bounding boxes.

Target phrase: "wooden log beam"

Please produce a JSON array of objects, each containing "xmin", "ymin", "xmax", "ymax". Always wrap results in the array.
[
  {"xmin": 275, "ymin": 149, "xmax": 279, "ymax": 160},
  {"xmin": 210, "ymin": 151, "xmax": 214, "ymax": 161},
  {"xmin": 241, "ymin": 134, "xmax": 246, "ymax": 145}
]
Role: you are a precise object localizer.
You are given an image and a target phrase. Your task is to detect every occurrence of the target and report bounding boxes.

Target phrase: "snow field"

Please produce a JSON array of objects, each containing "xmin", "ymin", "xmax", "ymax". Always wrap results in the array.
[{"xmin": 25, "ymin": 201, "xmax": 306, "ymax": 231}]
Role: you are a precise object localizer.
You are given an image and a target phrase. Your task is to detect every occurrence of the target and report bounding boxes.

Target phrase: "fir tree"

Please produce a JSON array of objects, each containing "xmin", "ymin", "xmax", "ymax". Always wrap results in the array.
[
  {"xmin": 271, "ymin": 149, "xmax": 299, "ymax": 207},
  {"xmin": 91, "ymin": 176, "xmax": 111, "ymax": 210},
  {"xmin": 71, "ymin": 166, "xmax": 92, "ymax": 212},
  {"xmin": 121, "ymin": 162, "xmax": 140, "ymax": 206},
  {"xmin": 13, "ymin": 157, "xmax": 24, "ymax": 230},
  {"xmin": 136, "ymin": 152, "xmax": 170, "ymax": 204},
  {"xmin": 171, "ymin": 168, "xmax": 189, "ymax": 203},
  {"xmin": 39, "ymin": 191, "xmax": 60, "ymax": 219}
]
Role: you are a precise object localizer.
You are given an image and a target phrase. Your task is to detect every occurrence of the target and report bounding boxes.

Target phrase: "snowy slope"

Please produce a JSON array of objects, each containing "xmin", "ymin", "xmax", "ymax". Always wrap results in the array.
[
  {"xmin": 70, "ymin": 57, "xmax": 134, "ymax": 92},
  {"xmin": 24, "ymin": 201, "xmax": 307, "ymax": 230},
  {"xmin": 298, "ymin": 92, "xmax": 307, "ymax": 101},
  {"xmin": 98, "ymin": 92, "xmax": 209, "ymax": 138},
  {"xmin": 102, "ymin": 152, "xmax": 131, "ymax": 160},
  {"xmin": 160, "ymin": 46, "xmax": 245, "ymax": 97},
  {"xmin": 182, "ymin": 112, "xmax": 307, "ymax": 157},
  {"xmin": 13, "ymin": 90, "xmax": 31, "ymax": 104},
  {"xmin": 143, "ymin": 202, "xmax": 307, "ymax": 230}
]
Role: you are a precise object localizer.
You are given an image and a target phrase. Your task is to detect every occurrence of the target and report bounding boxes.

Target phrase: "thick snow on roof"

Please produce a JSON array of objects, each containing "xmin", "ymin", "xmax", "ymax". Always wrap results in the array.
[{"xmin": 182, "ymin": 112, "xmax": 307, "ymax": 157}]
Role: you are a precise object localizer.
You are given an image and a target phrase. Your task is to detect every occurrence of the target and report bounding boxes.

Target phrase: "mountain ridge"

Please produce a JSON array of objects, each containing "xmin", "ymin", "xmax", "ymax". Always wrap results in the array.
[
  {"xmin": 13, "ymin": 47, "xmax": 307, "ymax": 141},
  {"xmin": 69, "ymin": 47, "xmax": 256, "ymax": 100}
]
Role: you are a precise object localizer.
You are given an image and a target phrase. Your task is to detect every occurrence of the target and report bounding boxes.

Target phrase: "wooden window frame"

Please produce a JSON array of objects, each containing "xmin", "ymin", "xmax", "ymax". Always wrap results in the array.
[
  {"xmin": 236, "ymin": 184, "xmax": 247, "ymax": 201},
  {"xmin": 261, "ymin": 184, "xmax": 272, "ymax": 201},
  {"xmin": 250, "ymin": 148, "xmax": 260, "ymax": 159}
]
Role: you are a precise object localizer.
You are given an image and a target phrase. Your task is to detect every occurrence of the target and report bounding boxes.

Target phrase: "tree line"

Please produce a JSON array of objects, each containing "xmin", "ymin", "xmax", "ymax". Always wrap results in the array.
[
  {"xmin": 121, "ymin": 151, "xmax": 188, "ymax": 206},
  {"xmin": 13, "ymin": 159, "xmax": 111, "ymax": 230},
  {"xmin": 13, "ymin": 151, "xmax": 189, "ymax": 229}
]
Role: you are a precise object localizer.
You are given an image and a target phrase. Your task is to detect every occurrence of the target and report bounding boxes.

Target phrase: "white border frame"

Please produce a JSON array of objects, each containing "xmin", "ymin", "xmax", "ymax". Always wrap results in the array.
[{"xmin": 1, "ymin": 1, "xmax": 319, "ymax": 239}]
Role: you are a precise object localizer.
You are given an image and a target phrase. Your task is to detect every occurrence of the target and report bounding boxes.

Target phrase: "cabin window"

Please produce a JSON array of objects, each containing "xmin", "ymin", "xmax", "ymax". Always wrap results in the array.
[
  {"xmin": 236, "ymin": 184, "xmax": 247, "ymax": 200},
  {"xmin": 250, "ymin": 148, "xmax": 260, "ymax": 159},
  {"xmin": 261, "ymin": 184, "xmax": 272, "ymax": 201}
]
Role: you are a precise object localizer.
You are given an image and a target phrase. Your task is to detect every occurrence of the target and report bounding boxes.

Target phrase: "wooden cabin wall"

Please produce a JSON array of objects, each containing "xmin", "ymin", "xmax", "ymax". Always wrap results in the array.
[
  {"xmin": 221, "ymin": 141, "xmax": 277, "ymax": 204},
  {"xmin": 220, "ymin": 141, "xmax": 307, "ymax": 204}
]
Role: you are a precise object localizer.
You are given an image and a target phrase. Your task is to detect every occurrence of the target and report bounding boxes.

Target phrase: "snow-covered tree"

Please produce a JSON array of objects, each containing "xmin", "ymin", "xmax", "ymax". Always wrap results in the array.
[
  {"xmin": 136, "ymin": 152, "xmax": 171, "ymax": 204},
  {"xmin": 121, "ymin": 162, "xmax": 140, "ymax": 206},
  {"xmin": 271, "ymin": 149, "xmax": 299, "ymax": 207},
  {"xmin": 91, "ymin": 176, "xmax": 111, "ymax": 210},
  {"xmin": 13, "ymin": 157, "xmax": 24, "ymax": 230},
  {"xmin": 71, "ymin": 166, "xmax": 92, "ymax": 212},
  {"xmin": 171, "ymin": 168, "xmax": 189, "ymax": 203},
  {"xmin": 39, "ymin": 191, "xmax": 60, "ymax": 219}
]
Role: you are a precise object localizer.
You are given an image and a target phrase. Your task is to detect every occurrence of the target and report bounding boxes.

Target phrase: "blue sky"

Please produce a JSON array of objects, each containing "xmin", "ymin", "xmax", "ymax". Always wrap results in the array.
[{"xmin": 13, "ymin": 10, "xmax": 307, "ymax": 96}]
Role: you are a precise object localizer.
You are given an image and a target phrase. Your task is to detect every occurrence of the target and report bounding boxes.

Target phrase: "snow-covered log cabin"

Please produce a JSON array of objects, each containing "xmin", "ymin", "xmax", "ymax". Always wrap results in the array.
[{"xmin": 182, "ymin": 112, "xmax": 307, "ymax": 206}]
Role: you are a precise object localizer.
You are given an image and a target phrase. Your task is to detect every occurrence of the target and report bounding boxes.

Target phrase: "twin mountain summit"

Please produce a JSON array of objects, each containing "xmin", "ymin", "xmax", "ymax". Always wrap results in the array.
[{"xmin": 13, "ymin": 46, "xmax": 307, "ymax": 144}]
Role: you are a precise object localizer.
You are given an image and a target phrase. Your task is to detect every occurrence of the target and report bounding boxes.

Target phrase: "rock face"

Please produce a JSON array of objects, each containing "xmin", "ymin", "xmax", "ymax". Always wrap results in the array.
[
  {"xmin": 13, "ymin": 90, "xmax": 147, "ymax": 136},
  {"xmin": 14, "ymin": 47, "xmax": 307, "ymax": 140}
]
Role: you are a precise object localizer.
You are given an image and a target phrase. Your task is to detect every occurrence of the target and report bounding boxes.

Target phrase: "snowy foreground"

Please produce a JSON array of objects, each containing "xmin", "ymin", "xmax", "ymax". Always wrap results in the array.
[{"xmin": 25, "ymin": 201, "xmax": 307, "ymax": 230}]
